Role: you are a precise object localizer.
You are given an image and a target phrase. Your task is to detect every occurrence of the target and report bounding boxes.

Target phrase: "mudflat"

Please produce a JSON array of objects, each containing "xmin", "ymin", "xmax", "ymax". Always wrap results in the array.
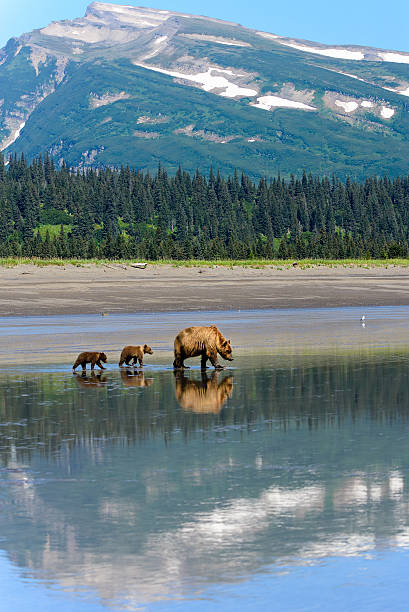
[{"xmin": 0, "ymin": 263, "xmax": 409, "ymax": 316}]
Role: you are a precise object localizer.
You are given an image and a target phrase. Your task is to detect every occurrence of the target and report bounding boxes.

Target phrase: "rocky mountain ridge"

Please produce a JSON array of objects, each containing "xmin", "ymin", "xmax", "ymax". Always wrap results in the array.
[{"xmin": 1, "ymin": 2, "xmax": 409, "ymax": 177}]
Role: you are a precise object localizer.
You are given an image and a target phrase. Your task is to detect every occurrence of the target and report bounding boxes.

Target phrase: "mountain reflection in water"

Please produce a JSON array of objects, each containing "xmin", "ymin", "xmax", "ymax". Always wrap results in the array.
[{"xmin": 0, "ymin": 354, "xmax": 409, "ymax": 609}]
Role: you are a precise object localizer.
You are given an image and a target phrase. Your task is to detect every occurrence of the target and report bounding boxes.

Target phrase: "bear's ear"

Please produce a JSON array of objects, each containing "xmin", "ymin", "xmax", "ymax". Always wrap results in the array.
[
  {"xmin": 210, "ymin": 324, "xmax": 218, "ymax": 330},
  {"xmin": 143, "ymin": 344, "xmax": 148, "ymax": 349}
]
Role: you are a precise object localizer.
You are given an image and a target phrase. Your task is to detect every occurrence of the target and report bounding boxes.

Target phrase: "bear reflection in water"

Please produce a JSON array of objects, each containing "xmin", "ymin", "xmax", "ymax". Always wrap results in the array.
[
  {"xmin": 174, "ymin": 371, "xmax": 234, "ymax": 414},
  {"xmin": 74, "ymin": 372, "xmax": 108, "ymax": 387},
  {"xmin": 120, "ymin": 369, "xmax": 154, "ymax": 388}
]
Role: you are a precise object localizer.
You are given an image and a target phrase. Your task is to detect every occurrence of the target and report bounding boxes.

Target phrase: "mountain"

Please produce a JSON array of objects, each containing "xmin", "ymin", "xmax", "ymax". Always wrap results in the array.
[{"xmin": 1, "ymin": 2, "xmax": 409, "ymax": 178}]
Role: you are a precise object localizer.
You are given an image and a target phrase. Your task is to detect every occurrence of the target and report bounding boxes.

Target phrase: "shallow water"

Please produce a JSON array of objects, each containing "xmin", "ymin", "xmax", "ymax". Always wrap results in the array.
[
  {"xmin": 1, "ymin": 336, "xmax": 409, "ymax": 610},
  {"xmin": 3, "ymin": 304, "xmax": 409, "ymax": 365}
]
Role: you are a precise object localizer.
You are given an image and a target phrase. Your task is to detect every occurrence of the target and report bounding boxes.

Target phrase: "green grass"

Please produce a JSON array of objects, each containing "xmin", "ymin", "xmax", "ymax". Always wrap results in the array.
[
  {"xmin": 35, "ymin": 224, "xmax": 72, "ymax": 239},
  {"xmin": 0, "ymin": 257, "xmax": 408, "ymax": 268}
]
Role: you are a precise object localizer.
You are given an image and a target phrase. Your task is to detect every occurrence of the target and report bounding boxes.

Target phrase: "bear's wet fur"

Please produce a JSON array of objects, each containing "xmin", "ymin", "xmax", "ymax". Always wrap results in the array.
[
  {"xmin": 173, "ymin": 324, "xmax": 233, "ymax": 370},
  {"xmin": 119, "ymin": 344, "xmax": 153, "ymax": 367},
  {"xmin": 72, "ymin": 351, "xmax": 107, "ymax": 371}
]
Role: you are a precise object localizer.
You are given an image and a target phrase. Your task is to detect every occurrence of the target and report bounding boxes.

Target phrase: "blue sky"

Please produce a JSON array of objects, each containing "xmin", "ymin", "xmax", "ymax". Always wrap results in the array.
[{"xmin": 1, "ymin": 0, "xmax": 409, "ymax": 52}]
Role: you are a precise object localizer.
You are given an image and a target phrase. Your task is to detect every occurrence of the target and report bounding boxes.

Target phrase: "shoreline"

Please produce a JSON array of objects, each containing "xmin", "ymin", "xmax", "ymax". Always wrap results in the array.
[{"xmin": 1, "ymin": 263, "xmax": 409, "ymax": 316}]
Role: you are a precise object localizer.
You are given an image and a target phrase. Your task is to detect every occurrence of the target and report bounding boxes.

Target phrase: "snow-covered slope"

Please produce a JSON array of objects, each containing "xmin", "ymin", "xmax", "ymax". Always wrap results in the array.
[{"xmin": 1, "ymin": 2, "xmax": 409, "ymax": 178}]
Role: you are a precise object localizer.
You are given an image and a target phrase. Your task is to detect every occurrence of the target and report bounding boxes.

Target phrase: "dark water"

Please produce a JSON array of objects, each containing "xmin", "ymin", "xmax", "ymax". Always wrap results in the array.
[{"xmin": 1, "ymin": 353, "xmax": 409, "ymax": 610}]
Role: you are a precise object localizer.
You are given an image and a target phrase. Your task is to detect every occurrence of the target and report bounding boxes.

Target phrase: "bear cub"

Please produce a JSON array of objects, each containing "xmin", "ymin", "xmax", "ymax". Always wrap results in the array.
[
  {"xmin": 119, "ymin": 344, "xmax": 153, "ymax": 367},
  {"xmin": 73, "ymin": 351, "xmax": 107, "ymax": 371}
]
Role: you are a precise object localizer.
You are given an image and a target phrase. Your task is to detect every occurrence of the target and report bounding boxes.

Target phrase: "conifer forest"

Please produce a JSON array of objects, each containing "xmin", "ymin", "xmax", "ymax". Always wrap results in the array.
[{"xmin": 1, "ymin": 152, "xmax": 409, "ymax": 260}]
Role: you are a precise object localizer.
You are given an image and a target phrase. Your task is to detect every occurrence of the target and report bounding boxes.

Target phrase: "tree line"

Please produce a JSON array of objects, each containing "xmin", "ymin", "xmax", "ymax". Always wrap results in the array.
[{"xmin": 1, "ymin": 152, "xmax": 409, "ymax": 259}]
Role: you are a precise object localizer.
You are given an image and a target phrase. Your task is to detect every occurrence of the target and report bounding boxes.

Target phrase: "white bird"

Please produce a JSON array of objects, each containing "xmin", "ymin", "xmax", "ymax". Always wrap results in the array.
[{"xmin": 360, "ymin": 315, "xmax": 365, "ymax": 322}]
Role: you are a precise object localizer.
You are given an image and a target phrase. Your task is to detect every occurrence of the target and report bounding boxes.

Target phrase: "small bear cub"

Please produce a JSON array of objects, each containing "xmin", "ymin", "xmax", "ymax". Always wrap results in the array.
[
  {"xmin": 73, "ymin": 351, "xmax": 107, "ymax": 371},
  {"xmin": 119, "ymin": 344, "xmax": 153, "ymax": 367}
]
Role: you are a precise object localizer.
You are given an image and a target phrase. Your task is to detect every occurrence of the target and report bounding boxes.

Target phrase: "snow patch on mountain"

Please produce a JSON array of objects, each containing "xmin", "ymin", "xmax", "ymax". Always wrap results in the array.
[
  {"xmin": 381, "ymin": 106, "xmax": 395, "ymax": 118},
  {"xmin": 275, "ymin": 41, "xmax": 365, "ymax": 61},
  {"xmin": 135, "ymin": 64, "xmax": 258, "ymax": 98},
  {"xmin": 383, "ymin": 84, "xmax": 409, "ymax": 97},
  {"xmin": 181, "ymin": 34, "xmax": 251, "ymax": 47},
  {"xmin": 1, "ymin": 121, "xmax": 26, "ymax": 151},
  {"xmin": 361, "ymin": 100, "xmax": 373, "ymax": 108},
  {"xmin": 141, "ymin": 35, "xmax": 169, "ymax": 61},
  {"xmin": 335, "ymin": 100, "xmax": 359, "ymax": 113},
  {"xmin": 257, "ymin": 31, "xmax": 279, "ymax": 40},
  {"xmin": 339, "ymin": 72, "xmax": 358, "ymax": 79},
  {"xmin": 258, "ymin": 34, "xmax": 409, "ymax": 65},
  {"xmin": 379, "ymin": 52, "xmax": 409, "ymax": 64},
  {"xmin": 154, "ymin": 36, "xmax": 168, "ymax": 45},
  {"xmin": 251, "ymin": 95, "xmax": 316, "ymax": 111}
]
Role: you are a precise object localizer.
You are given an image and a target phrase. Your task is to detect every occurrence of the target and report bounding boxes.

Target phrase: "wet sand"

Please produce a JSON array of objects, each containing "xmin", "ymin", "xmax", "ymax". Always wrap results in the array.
[{"xmin": 1, "ymin": 263, "xmax": 409, "ymax": 316}]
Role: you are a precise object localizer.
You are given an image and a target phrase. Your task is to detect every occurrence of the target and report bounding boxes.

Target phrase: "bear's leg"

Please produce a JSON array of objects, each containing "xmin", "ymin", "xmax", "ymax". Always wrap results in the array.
[
  {"xmin": 208, "ymin": 351, "xmax": 224, "ymax": 370},
  {"xmin": 138, "ymin": 357, "xmax": 143, "ymax": 367},
  {"xmin": 96, "ymin": 359, "xmax": 105, "ymax": 370},
  {"xmin": 201, "ymin": 352, "xmax": 208, "ymax": 370},
  {"xmin": 173, "ymin": 350, "xmax": 187, "ymax": 369},
  {"xmin": 81, "ymin": 362, "xmax": 87, "ymax": 372},
  {"xmin": 125, "ymin": 356, "xmax": 132, "ymax": 365},
  {"xmin": 91, "ymin": 359, "xmax": 96, "ymax": 371},
  {"xmin": 119, "ymin": 356, "xmax": 124, "ymax": 367},
  {"xmin": 173, "ymin": 360, "xmax": 188, "ymax": 369}
]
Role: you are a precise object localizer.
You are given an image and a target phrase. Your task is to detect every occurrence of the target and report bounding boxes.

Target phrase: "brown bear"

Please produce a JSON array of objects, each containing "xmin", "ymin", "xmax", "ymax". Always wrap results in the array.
[
  {"xmin": 72, "ymin": 351, "xmax": 107, "ymax": 371},
  {"xmin": 173, "ymin": 324, "xmax": 233, "ymax": 370},
  {"xmin": 174, "ymin": 371, "xmax": 234, "ymax": 414},
  {"xmin": 119, "ymin": 344, "xmax": 153, "ymax": 367},
  {"xmin": 120, "ymin": 370, "xmax": 154, "ymax": 387}
]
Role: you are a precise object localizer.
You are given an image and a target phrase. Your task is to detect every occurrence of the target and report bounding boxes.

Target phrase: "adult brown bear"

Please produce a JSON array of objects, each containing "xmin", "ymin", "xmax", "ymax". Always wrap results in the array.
[
  {"xmin": 119, "ymin": 344, "xmax": 153, "ymax": 367},
  {"xmin": 72, "ymin": 351, "xmax": 107, "ymax": 371},
  {"xmin": 174, "ymin": 371, "xmax": 233, "ymax": 413},
  {"xmin": 173, "ymin": 324, "xmax": 233, "ymax": 370}
]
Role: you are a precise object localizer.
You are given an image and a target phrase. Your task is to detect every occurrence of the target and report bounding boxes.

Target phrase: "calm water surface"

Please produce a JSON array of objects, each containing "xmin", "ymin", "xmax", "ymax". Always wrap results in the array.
[{"xmin": 1, "ymin": 311, "xmax": 409, "ymax": 610}]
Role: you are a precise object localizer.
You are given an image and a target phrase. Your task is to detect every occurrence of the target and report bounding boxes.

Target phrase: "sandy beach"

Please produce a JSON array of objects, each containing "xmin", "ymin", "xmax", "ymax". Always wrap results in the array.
[{"xmin": 0, "ymin": 263, "xmax": 409, "ymax": 316}]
